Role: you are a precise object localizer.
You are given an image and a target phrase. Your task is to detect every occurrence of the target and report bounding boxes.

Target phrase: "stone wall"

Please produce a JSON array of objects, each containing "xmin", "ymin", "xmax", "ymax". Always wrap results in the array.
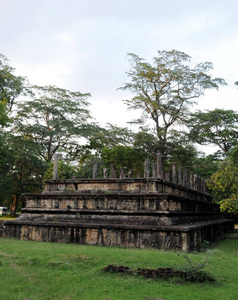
[{"xmin": 4, "ymin": 218, "xmax": 233, "ymax": 251}]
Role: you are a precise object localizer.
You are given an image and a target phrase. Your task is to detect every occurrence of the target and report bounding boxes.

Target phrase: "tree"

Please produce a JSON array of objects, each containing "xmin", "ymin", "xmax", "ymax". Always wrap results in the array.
[
  {"xmin": 187, "ymin": 109, "xmax": 238, "ymax": 156},
  {"xmin": 14, "ymin": 85, "xmax": 93, "ymax": 163},
  {"xmin": 101, "ymin": 145, "xmax": 145, "ymax": 176},
  {"xmin": 191, "ymin": 154, "xmax": 220, "ymax": 179},
  {"xmin": 9, "ymin": 136, "xmax": 47, "ymax": 216},
  {"xmin": 75, "ymin": 123, "xmax": 135, "ymax": 176},
  {"xmin": 0, "ymin": 100, "xmax": 9, "ymax": 126},
  {"xmin": 120, "ymin": 50, "xmax": 226, "ymax": 159},
  {"xmin": 77, "ymin": 156, "xmax": 104, "ymax": 178},
  {"xmin": 208, "ymin": 146, "xmax": 238, "ymax": 218},
  {"xmin": 44, "ymin": 160, "xmax": 77, "ymax": 179},
  {"xmin": 133, "ymin": 129, "xmax": 160, "ymax": 160},
  {"xmin": 0, "ymin": 133, "xmax": 14, "ymax": 206},
  {"xmin": 0, "ymin": 132, "xmax": 47, "ymax": 214},
  {"xmin": 0, "ymin": 53, "xmax": 31, "ymax": 211},
  {"xmin": 132, "ymin": 127, "xmax": 198, "ymax": 170},
  {"xmin": 79, "ymin": 123, "xmax": 134, "ymax": 158},
  {"xmin": 0, "ymin": 53, "xmax": 28, "ymax": 112}
]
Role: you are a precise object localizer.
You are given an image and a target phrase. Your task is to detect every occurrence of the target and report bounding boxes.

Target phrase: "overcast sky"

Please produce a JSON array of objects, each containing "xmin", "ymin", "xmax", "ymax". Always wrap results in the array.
[{"xmin": 1, "ymin": 0, "xmax": 237, "ymax": 132}]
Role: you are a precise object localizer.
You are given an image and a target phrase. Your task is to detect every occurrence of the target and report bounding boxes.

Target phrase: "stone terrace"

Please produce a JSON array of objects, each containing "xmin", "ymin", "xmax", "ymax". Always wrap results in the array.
[{"xmin": 2, "ymin": 154, "xmax": 234, "ymax": 250}]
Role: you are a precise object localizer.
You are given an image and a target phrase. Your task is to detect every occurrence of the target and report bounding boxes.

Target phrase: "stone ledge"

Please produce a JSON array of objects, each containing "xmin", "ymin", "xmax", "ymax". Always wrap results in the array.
[
  {"xmin": 4, "ymin": 218, "xmax": 233, "ymax": 233},
  {"xmin": 21, "ymin": 208, "xmax": 221, "ymax": 216}
]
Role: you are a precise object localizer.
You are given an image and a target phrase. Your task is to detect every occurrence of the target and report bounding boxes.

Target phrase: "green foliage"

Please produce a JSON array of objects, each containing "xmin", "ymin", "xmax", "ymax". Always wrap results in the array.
[
  {"xmin": 75, "ymin": 123, "xmax": 134, "ymax": 163},
  {"xmin": 208, "ymin": 146, "xmax": 238, "ymax": 216},
  {"xmin": 0, "ymin": 132, "xmax": 48, "ymax": 211},
  {"xmin": 219, "ymin": 196, "xmax": 238, "ymax": 215},
  {"xmin": 188, "ymin": 109, "xmax": 238, "ymax": 155},
  {"xmin": 191, "ymin": 154, "xmax": 220, "ymax": 179},
  {"xmin": 133, "ymin": 128, "xmax": 201, "ymax": 172},
  {"xmin": 0, "ymin": 53, "xmax": 29, "ymax": 111},
  {"xmin": 8, "ymin": 135, "xmax": 47, "ymax": 214},
  {"xmin": 133, "ymin": 129, "xmax": 160, "ymax": 160},
  {"xmin": 120, "ymin": 50, "xmax": 226, "ymax": 158},
  {"xmin": 77, "ymin": 156, "xmax": 104, "ymax": 178},
  {"xmin": 89, "ymin": 123, "xmax": 134, "ymax": 151},
  {"xmin": 178, "ymin": 249, "xmax": 220, "ymax": 282},
  {"xmin": 101, "ymin": 145, "xmax": 145, "ymax": 175},
  {"xmin": 15, "ymin": 85, "xmax": 92, "ymax": 162},
  {"xmin": 44, "ymin": 161, "xmax": 77, "ymax": 179},
  {"xmin": 0, "ymin": 99, "xmax": 10, "ymax": 126},
  {"xmin": 164, "ymin": 131, "xmax": 200, "ymax": 169},
  {"xmin": 0, "ymin": 133, "xmax": 14, "ymax": 206}
]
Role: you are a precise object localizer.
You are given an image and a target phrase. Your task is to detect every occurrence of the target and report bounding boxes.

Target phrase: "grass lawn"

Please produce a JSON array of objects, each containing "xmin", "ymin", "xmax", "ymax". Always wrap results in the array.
[
  {"xmin": 0, "ymin": 233, "xmax": 237, "ymax": 300},
  {"xmin": 0, "ymin": 217, "xmax": 16, "ymax": 221}
]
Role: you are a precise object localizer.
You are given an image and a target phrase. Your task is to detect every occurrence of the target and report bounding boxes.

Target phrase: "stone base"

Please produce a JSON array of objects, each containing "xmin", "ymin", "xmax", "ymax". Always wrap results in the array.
[{"xmin": 3, "ymin": 218, "xmax": 234, "ymax": 251}]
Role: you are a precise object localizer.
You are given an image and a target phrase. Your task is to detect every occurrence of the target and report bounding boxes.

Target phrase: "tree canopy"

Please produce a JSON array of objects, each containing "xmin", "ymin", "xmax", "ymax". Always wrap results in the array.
[
  {"xmin": 14, "ymin": 85, "xmax": 92, "ymax": 163},
  {"xmin": 120, "ymin": 50, "xmax": 226, "ymax": 158},
  {"xmin": 208, "ymin": 146, "xmax": 238, "ymax": 216},
  {"xmin": 0, "ymin": 54, "xmax": 28, "ymax": 112},
  {"xmin": 187, "ymin": 109, "xmax": 238, "ymax": 155}
]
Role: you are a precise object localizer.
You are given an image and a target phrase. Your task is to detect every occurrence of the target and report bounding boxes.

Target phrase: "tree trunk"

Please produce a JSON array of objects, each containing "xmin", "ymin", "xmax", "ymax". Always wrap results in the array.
[{"xmin": 11, "ymin": 193, "xmax": 19, "ymax": 217}]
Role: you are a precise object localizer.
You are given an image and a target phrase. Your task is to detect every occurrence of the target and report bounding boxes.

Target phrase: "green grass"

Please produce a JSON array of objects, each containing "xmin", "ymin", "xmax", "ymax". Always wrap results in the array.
[
  {"xmin": 0, "ymin": 216, "xmax": 16, "ymax": 221},
  {"xmin": 0, "ymin": 235, "xmax": 237, "ymax": 300}
]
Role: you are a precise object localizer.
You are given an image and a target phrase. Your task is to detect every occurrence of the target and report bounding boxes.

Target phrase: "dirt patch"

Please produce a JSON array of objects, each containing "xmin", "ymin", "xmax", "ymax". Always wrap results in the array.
[{"xmin": 102, "ymin": 264, "xmax": 215, "ymax": 283}]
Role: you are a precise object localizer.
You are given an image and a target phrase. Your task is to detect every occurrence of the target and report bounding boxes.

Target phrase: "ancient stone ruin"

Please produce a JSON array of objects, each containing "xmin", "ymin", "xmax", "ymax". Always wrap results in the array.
[{"xmin": 3, "ymin": 154, "xmax": 234, "ymax": 251}]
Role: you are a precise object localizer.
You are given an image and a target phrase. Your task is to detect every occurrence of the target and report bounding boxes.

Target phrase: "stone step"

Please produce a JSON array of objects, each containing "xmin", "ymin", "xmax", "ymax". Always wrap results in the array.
[
  {"xmin": 3, "ymin": 218, "xmax": 234, "ymax": 251},
  {"xmin": 24, "ymin": 193, "xmax": 219, "ymax": 213},
  {"xmin": 17, "ymin": 211, "xmax": 223, "ymax": 226}
]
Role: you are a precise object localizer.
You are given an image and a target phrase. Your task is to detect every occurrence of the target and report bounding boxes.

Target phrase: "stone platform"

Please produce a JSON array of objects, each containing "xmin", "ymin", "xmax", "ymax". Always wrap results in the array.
[{"xmin": 2, "ymin": 177, "xmax": 234, "ymax": 251}]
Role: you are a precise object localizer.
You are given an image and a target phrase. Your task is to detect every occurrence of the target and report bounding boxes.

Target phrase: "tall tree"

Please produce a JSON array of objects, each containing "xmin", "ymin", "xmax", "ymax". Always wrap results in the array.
[
  {"xmin": 0, "ymin": 53, "xmax": 29, "ymax": 209},
  {"xmin": 120, "ymin": 50, "xmax": 226, "ymax": 159},
  {"xmin": 0, "ymin": 53, "xmax": 28, "ymax": 112},
  {"xmin": 77, "ymin": 123, "xmax": 134, "ymax": 159},
  {"xmin": 14, "ymin": 85, "xmax": 93, "ymax": 163},
  {"xmin": 208, "ymin": 146, "xmax": 238, "ymax": 217},
  {"xmin": 75, "ymin": 124, "xmax": 134, "ymax": 178},
  {"xmin": 0, "ymin": 100, "xmax": 9, "ymax": 126},
  {"xmin": 8, "ymin": 136, "xmax": 47, "ymax": 216},
  {"xmin": 187, "ymin": 109, "xmax": 238, "ymax": 156},
  {"xmin": 0, "ymin": 133, "xmax": 14, "ymax": 206},
  {"xmin": 101, "ymin": 145, "xmax": 145, "ymax": 176}
]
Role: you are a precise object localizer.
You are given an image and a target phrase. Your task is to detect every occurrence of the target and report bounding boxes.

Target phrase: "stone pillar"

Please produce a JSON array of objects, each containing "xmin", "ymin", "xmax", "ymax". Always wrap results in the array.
[
  {"xmin": 203, "ymin": 179, "xmax": 207, "ymax": 193},
  {"xmin": 197, "ymin": 176, "xmax": 202, "ymax": 192},
  {"xmin": 53, "ymin": 153, "xmax": 59, "ymax": 180},
  {"xmin": 93, "ymin": 165, "xmax": 97, "ymax": 179},
  {"xmin": 178, "ymin": 166, "xmax": 182, "ymax": 186},
  {"xmin": 110, "ymin": 164, "xmax": 116, "ymax": 178},
  {"xmin": 119, "ymin": 167, "xmax": 125, "ymax": 179},
  {"xmin": 183, "ymin": 168, "xmax": 188, "ymax": 188},
  {"xmin": 152, "ymin": 163, "xmax": 157, "ymax": 177},
  {"xmin": 172, "ymin": 163, "xmax": 177, "ymax": 184},
  {"xmin": 165, "ymin": 170, "xmax": 170, "ymax": 181},
  {"xmin": 189, "ymin": 172, "xmax": 194, "ymax": 190},
  {"xmin": 128, "ymin": 170, "xmax": 132, "ymax": 178},
  {"xmin": 193, "ymin": 174, "xmax": 198, "ymax": 191},
  {"xmin": 144, "ymin": 159, "xmax": 150, "ymax": 178},
  {"xmin": 103, "ymin": 168, "xmax": 108, "ymax": 179},
  {"xmin": 156, "ymin": 153, "xmax": 163, "ymax": 179}
]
